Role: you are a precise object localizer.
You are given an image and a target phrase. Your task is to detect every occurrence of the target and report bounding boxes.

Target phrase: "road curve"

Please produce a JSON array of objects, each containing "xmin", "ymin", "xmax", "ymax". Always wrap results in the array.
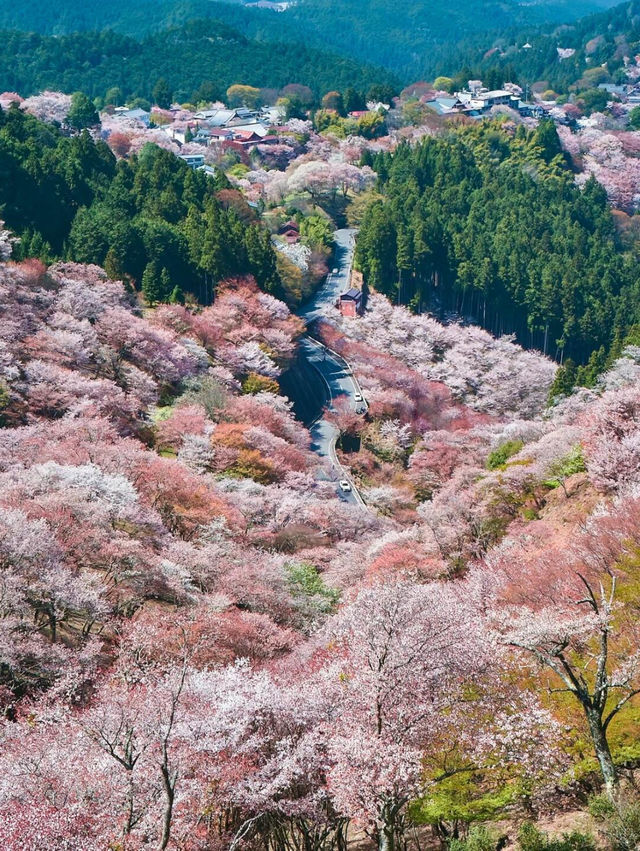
[{"xmin": 296, "ymin": 228, "xmax": 367, "ymax": 508}]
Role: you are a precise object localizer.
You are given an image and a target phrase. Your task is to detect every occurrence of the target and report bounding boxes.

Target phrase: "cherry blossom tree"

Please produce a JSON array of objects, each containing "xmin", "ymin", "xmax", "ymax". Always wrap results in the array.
[
  {"xmin": 21, "ymin": 91, "xmax": 72, "ymax": 125},
  {"xmin": 559, "ymin": 126, "xmax": 640, "ymax": 213},
  {"xmin": 483, "ymin": 499, "xmax": 640, "ymax": 795},
  {"xmin": 0, "ymin": 221, "xmax": 17, "ymax": 261},
  {"xmin": 582, "ymin": 386, "xmax": 640, "ymax": 492},
  {"xmin": 324, "ymin": 581, "xmax": 490, "ymax": 850},
  {"xmin": 185, "ymin": 660, "xmax": 345, "ymax": 851},
  {"xmin": 327, "ymin": 294, "xmax": 556, "ymax": 417},
  {"xmin": 288, "ymin": 161, "xmax": 376, "ymax": 207},
  {"xmin": 0, "ymin": 92, "xmax": 22, "ymax": 109}
]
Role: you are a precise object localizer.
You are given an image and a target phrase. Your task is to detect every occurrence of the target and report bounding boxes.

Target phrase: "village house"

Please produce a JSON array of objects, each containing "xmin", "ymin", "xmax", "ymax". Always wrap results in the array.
[
  {"xmin": 278, "ymin": 220, "xmax": 300, "ymax": 244},
  {"xmin": 423, "ymin": 96, "xmax": 468, "ymax": 116},
  {"xmin": 198, "ymin": 164, "xmax": 217, "ymax": 179},
  {"xmin": 193, "ymin": 108, "xmax": 237, "ymax": 125},
  {"xmin": 178, "ymin": 153, "xmax": 206, "ymax": 169},
  {"xmin": 204, "ymin": 127, "xmax": 233, "ymax": 142},
  {"xmin": 113, "ymin": 106, "xmax": 151, "ymax": 126},
  {"xmin": 193, "ymin": 107, "xmax": 262, "ymax": 128},
  {"xmin": 225, "ymin": 123, "xmax": 270, "ymax": 138},
  {"xmin": 338, "ymin": 288, "xmax": 363, "ymax": 318},
  {"xmin": 260, "ymin": 104, "xmax": 287, "ymax": 125},
  {"xmin": 457, "ymin": 88, "xmax": 519, "ymax": 110}
]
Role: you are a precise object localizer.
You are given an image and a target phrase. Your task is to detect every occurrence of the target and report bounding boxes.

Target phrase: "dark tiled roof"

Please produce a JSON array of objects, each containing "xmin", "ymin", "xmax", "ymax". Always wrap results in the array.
[{"xmin": 341, "ymin": 288, "xmax": 362, "ymax": 301}]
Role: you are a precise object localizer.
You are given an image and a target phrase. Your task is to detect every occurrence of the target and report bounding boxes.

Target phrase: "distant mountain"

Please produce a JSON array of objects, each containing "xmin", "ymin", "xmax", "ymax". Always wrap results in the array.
[
  {"xmin": 0, "ymin": 0, "xmax": 624, "ymax": 78},
  {"xmin": 452, "ymin": 0, "xmax": 640, "ymax": 94},
  {"xmin": 0, "ymin": 19, "xmax": 397, "ymax": 102}
]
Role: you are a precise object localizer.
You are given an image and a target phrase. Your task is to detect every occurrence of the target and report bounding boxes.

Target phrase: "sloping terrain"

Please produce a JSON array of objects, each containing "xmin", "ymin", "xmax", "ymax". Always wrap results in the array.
[{"xmin": 0, "ymin": 0, "xmax": 624, "ymax": 77}]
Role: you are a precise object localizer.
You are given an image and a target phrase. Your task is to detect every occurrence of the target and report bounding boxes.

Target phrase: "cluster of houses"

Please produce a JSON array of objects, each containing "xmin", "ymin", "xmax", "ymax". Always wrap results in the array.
[
  {"xmin": 424, "ymin": 82, "xmax": 545, "ymax": 120},
  {"xmin": 185, "ymin": 104, "xmax": 285, "ymax": 148},
  {"xmin": 424, "ymin": 77, "xmax": 640, "ymax": 124},
  {"xmin": 597, "ymin": 80, "xmax": 640, "ymax": 105},
  {"xmin": 110, "ymin": 102, "xmax": 286, "ymax": 163}
]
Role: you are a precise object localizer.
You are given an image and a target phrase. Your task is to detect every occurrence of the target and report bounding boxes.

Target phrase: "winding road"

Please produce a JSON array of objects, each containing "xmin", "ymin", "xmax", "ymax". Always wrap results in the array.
[{"xmin": 296, "ymin": 228, "xmax": 367, "ymax": 508}]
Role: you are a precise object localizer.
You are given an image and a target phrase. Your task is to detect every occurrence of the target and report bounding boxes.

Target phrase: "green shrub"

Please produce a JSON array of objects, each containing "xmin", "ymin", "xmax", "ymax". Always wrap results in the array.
[
  {"xmin": 517, "ymin": 822, "xmax": 595, "ymax": 851},
  {"xmin": 544, "ymin": 446, "xmax": 586, "ymax": 491},
  {"xmin": 603, "ymin": 798, "xmax": 640, "ymax": 851},
  {"xmin": 449, "ymin": 825, "xmax": 497, "ymax": 851},
  {"xmin": 284, "ymin": 562, "xmax": 340, "ymax": 626},
  {"xmin": 228, "ymin": 163, "xmax": 250, "ymax": 178},
  {"xmin": 285, "ymin": 562, "xmax": 340, "ymax": 609},
  {"xmin": 299, "ymin": 214, "xmax": 334, "ymax": 249},
  {"xmin": 486, "ymin": 440, "xmax": 524, "ymax": 470},
  {"xmin": 588, "ymin": 793, "xmax": 616, "ymax": 822},
  {"xmin": 241, "ymin": 372, "xmax": 280, "ymax": 395}
]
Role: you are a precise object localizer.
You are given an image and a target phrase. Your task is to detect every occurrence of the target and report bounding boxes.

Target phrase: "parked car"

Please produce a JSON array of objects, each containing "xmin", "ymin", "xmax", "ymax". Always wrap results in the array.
[
  {"xmin": 332, "ymin": 268, "xmax": 339, "ymax": 274},
  {"xmin": 354, "ymin": 392, "xmax": 363, "ymax": 403},
  {"xmin": 339, "ymin": 480, "xmax": 352, "ymax": 492}
]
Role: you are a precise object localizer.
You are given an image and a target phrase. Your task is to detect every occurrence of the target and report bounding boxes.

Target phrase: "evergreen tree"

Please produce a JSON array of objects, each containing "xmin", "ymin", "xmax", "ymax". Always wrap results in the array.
[
  {"xmin": 104, "ymin": 86, "xmax": 123, "ymax": 107},
  {"xmin": 67, "ymin": 92, "xmax": 99, "ymax": 129},
  {"xmin": 355, "ymin": 122, "xmax": 636, "ymax": 376},
  {"xmin": 141, "ymin": 261, "xmax": 163, "ymax": 305},
  {"xmin": 534, "ymin": 119, "xmax": 563, "ymax": 165},
  {"xmin": 104, "ymin": 248, "xmax": 124, "ymax": 281},
  {"xmin": 152, "ymin": 78, "xmax": 173, "ymax": 110},
  {"xmin": 549, "ymin": 359, "xmax": 578, "ymax": 401},
  {"xmin": 169, "ymin": 285, "xmax": 184, "ymax": 304},
  {"xmin": 0, "ymin": 105, "xmax": 287, "ymax": 308},
  {"xmin": 344, "ymin": 87, "xmax": 365, "ymax": 113},
  {"xmin": 160, "ymin": 267, "xmax": 172, "ymax": 301}
]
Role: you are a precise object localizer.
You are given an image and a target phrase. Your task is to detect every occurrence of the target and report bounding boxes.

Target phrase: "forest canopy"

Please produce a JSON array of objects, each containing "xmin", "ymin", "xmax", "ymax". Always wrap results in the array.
[
  {"xmin": 0, "ymin": 20, "xmax": 398, "ymax": 103},
  {"xmin": 0, "ymin": 105, "xmax": 282, "ymax": 302},
  {"xmin": 356, "ymin": 120, "xmax": 640, "ymax": 366},
  {"xmin": 0, "ymin": 0, "xmax": 622, "ymax": 79}
]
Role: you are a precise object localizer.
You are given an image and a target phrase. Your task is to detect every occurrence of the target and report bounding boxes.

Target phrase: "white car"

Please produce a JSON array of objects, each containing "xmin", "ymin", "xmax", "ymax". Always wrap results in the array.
[
  {"xmin": 354, "ymin": 392, "xmax": 363, "ymax": 403},
  {"xmin": 339, "ymin": 480, "xmax": 352, "ymax": 492},
  {"xmin": 332, "ymin": 268, "xmax": 339, "ymax": 275}
]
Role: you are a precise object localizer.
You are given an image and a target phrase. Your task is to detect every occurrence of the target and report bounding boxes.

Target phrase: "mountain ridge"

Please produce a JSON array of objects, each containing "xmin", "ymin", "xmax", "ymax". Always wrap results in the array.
[{"xmin": 0, "ymin": 0, "xmax": 624, "ymax": 77}]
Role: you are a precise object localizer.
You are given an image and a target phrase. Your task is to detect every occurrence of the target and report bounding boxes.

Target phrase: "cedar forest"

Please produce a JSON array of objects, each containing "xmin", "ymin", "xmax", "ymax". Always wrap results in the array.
[{"xmin": 1, "ymin": 0, "xmax": 640, "ymax": 849}]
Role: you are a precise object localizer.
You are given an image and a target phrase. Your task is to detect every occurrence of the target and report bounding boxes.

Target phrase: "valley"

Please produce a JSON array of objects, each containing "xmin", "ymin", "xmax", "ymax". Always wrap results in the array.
[{"xmin": 0, "ymin": 0, "xmax": 640, "ymax": 848}]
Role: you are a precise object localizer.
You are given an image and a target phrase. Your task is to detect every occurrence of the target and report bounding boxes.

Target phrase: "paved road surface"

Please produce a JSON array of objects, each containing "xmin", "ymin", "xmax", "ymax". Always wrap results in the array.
[
  {"xmin": 296, "ymin": 228, "xmax": 366, "ymax": 508},
  {"xmin": 299, "ymin": 228, "xmax": 357, "ymax": 324}
]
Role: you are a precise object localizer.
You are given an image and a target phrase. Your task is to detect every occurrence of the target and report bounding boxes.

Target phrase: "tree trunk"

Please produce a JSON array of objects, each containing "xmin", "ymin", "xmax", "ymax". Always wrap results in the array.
[
  {"xmin": 49, "ymin": 609, "xmax": 57, "ymax": 643},
  {"xmin": 586, "ymin": 708, "xmax": 618, "ymax": 797},
  {"xmin": 378, "ymin": 803, "xmax": 402, "ymax": 851},
  {"xmin": 378, "ymin": 826, "xmax": 394, "ymax": 851},
  {"xmin": 125, "ymin": 772, "xmax": 135, "ymax": 834},
  {"xmin": 159, "ymin": 764, "xmax": 175, "ymax": 849}
]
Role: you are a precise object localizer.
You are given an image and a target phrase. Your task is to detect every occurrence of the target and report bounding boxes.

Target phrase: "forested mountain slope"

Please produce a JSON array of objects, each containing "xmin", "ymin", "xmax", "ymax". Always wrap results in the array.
[
  {"xmin": 356, "ymin": 121, "xmax": 640, "ymax": 367},
  {"xmin": 0, "ymin": 105, "xmax": 282, "ymax": 303},
  {"xmin": 460, "ymin": 0, "xmax": 640, "ymax": 94},
  {"xmin": 0, "ymin": 0, "xmax": 623, "ymax": 78},
  {"xmin": 0, "ymin": 20, "xmax": 397, "ymax": 102}
]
